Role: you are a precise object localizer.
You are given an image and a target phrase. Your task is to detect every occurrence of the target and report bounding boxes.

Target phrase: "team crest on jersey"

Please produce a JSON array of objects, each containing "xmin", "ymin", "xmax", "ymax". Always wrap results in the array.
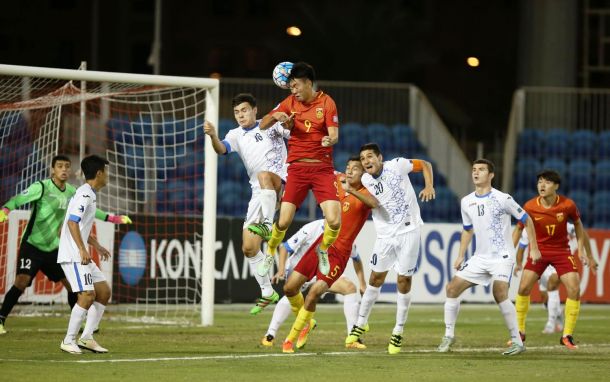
[
  {"xmin": 316, "ymin": 107, "xmax": 323, "ymax": 119},
  {"xmin": 556, "ymin": 212, "xmax": 564, "ymax": 222},
  {"xmin": 342, "ymin": 201, "xmax": 350, "ymax": 212}
]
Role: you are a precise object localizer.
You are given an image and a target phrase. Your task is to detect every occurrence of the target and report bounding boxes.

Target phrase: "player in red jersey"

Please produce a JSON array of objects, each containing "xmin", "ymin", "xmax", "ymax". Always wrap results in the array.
[
  {"xmin": 513, "ymin": 170, "xmax": 598, "ymax": 350},
  {"xmin": 281, "ymin": 157, "xmax": 378, "ymax": 353},
  {"xmin": 252, "ymin": 62, "xmax": 342, "ymax": 277}
]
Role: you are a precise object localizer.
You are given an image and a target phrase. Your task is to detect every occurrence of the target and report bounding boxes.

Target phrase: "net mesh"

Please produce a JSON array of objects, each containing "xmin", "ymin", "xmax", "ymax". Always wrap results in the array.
[{"xmin": 0, "ymin": 72, "xmax": 212, "ymax": 323}]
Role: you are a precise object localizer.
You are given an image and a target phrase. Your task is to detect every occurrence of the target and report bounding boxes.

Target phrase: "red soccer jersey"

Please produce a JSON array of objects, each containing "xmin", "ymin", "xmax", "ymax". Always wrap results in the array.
[
  {"xmin": 332, "ymin": 174, "xmax": 372, "ymax": 256},
  {"xmin": 523, "ymin": 195, "xmax": 581, "ymax": 251},
  {"xmin": 270, "ymin": 91, "xmax": 339, "ymax": 164}
]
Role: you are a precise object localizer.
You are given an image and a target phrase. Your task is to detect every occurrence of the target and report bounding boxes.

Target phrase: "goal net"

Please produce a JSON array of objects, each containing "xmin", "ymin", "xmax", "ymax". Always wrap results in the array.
[{"xmin": 0, "ymin": 64, "xmax": 218, "ymax": 325}]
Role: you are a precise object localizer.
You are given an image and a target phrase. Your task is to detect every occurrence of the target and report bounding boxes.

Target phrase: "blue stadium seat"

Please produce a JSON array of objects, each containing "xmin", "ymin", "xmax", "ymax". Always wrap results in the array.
[
  {"xmin": 337, "ymin": 122, "xmax": 365, "ymax": 152},
  {"xmin": 597, "ymin": 131, "xmax": 610, "ymax": 160},
  {"xmin": 567, "ymin": 190, "xmax": 591, "ymax": 225},
  {"xmin": 541, "ymin": 158, "xmax": 567, "ymax": 175},
  {"xmin": 218, "ymin": 118, "xmax": 235, "ymax": 139},
  {"xmin": 513, "ymin": 188, "xmax": 534, "ymax": 206},
  {"xmin": 542, "ymin": 129, "xmax": 569, "ymax": 159},
  {"xmin": 333, "ymin": 151, "xmax": 351, "ymax": 170},
  {"xmin": 391, "ymin": 123, "xmax": 421, "ymax": 153},
  {"xmin": 567, "ymin": 159, "xmax": 593, "ymax": 192},
  {"xmin": 592, "ymin": 191, "xmax": 610, "ymax": 227},
  {"xmin": 514, "ymin": 158, "xmax": 541, "ymax": 189},
  {"xmin": 594, "ymin": 160, "xmax": 610, "ymax": 189},
  {"xmin": 569, "ymin": 130, "xmax": 596, "ymax": 160},
  {"xmin": 365, "ymin": 123, "xmax": 392, "ymax": 151},
  {"xmin": 516, "ymin": 129, "xmax": 543, "ymax": 158}
]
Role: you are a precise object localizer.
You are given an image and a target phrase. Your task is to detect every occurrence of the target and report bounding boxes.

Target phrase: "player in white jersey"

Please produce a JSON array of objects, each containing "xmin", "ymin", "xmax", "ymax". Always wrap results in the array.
[
  {"xmin": 58, "ymin": 155, "xmax": 113, "ymax": 354},
  {"xmin": 436, "ymin": 159, "xmax": 541, "ymax": 356},
  {"xmin": 514, "ymin": 223, "xmax": 585, "ymax": 334},
  {"xmin": 260, "ymin": 219, "xmax": 367, "ymax": 348},
  {"xmin": 345, "ymin": 143, "xmax": 435, "ymax": 354},
  {"xmin": 204, "ymin": 93, "xmax": 290, "ymax": 315}
]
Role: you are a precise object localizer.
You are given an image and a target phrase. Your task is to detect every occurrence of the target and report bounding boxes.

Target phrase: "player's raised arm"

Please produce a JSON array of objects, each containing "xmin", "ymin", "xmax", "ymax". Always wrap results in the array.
[
  {"xmin": 410, "ymin": 159, "xmax": 435, "ymax": 202},
  {"xmin": 0, "ymin": 182, "xmax": 44, "ymax": 222},
  {"xmin": 203, "ymin": 120, "xmax": 228, "ymax": 154},
  {"xmin": 95, "ymin": 209, "xmax": 132, "ymax": 224}
]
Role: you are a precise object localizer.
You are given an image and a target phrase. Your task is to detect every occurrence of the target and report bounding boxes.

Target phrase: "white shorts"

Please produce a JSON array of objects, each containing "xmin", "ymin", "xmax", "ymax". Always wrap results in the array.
[
  {"xmin": 455, "ymin": 255, "xmax": 513, "ymax": 287},
  {"xmin": 538, "ymin": 265, "xmax": 557, "ymax": 292},
  {"xmin": 61, "ymin": 262, "xmax": 106, "ymax": 292},
  {"xmin": 370, "ymin": 228, "xmax": 421, "ymax": 276}
]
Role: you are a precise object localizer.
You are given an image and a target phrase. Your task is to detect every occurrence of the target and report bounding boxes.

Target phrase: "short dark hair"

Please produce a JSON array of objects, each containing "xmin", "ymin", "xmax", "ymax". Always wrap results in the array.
[
  {"xmin": 473, "ymin": 158, "xmax": 495, "ymax": 173},
  {"xmin": 81, "ymin": 155, "xmax": 109, "ymax": 180},
  {"xmin": 537, "ymin": 169, "xmax": 561, "ymax": 185},
  {"xmin": 359, "ymin": 143, "xmax": 382, "ymax": 156},
  {"xmin": 347, "ymin": 155, "xmax": 361, "ymax": 164},
  {"xmin": 52, "ymin": 155, "xmax": 71, "ymax": 167},
  {"xmin": 288, "ymin": 62, "xmax": 316, "ymax": 83},
  {"xmin": 231, "ymin": 93, "xmax": 256, "ymax": 108}
]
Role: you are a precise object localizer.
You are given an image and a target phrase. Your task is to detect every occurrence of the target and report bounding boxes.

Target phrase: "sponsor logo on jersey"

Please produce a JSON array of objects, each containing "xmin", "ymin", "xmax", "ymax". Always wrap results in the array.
[
  {"xmin": 316, "ymin": 107, "xmax": 323, "ymax": 119},
  {"xmin": 79, "ymin": 205, "xmax": 84, "ymax": 212}
]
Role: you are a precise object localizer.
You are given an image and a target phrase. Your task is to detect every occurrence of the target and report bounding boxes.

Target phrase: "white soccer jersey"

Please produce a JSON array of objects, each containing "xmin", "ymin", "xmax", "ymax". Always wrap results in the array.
[
  {"xmin": 361, "ymin": 157, "xmax": 423, "ymax": 238},
  {"xmin": 221, "ymin": 120, "xmax": 289, "ymax": 190},
  {"xmin": 57, "ymin": 183, "xmax": 98, "ymax": 263},
  {"xmin": 283, "ymin": 219, "xmax": 360, "ymax": 272},
  {"xmin": 461, "ymin": 188, "xmax": 527, "ymax": 258}
]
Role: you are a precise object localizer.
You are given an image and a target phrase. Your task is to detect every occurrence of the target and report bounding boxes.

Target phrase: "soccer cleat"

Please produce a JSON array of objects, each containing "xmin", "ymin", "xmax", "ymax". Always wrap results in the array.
[
  {"xmin": 248, "ymin": 222, "xmax": 272, "ymax": 241},
  {"xmin": 261, "ymin": 334, "xmax": 274, "ymax": 347},
  {"xmin": 506, "ymin": 331, "xmax": 526, "ymax": 347},
  {"xmin": 77, "ymin": 338, "xmax": 109, "ymax": 353},
  {"xmin": 257, "ymin": 255, "xmax": 276, "ymax": 277},
  {"xmin": 502, "ymin": 342, "xmax": 526, "ymax": 356},
  {"xmin": 345, "ymin": 324, "xmax": 369, "ymax": 345},
  {"xmin": 282, "ymin": 340, "xmax": 295, "ymax": 353},
  {"xmin": 388, "ymin": 334, "xmax": 403, "ymax": 355},
  {"xmin": 437, "ymin": 336, "xmax": 455, "ymax": 353},
  {"xmin": 0, "ymin": 317, "xmax": 6, "ymax": 335},
  {"xmin": 296, "ymin": 319, "xmax": 317, "ymax": 349},
  {"xmin": 542, "ymin": 322, "xmax": 556, "ymax": 334},
  {"xmin": 560, "ymin": 335, "xmax": 578, "ymax": 350},
  {"xmin": 250, "ymin": 291, "xmax": 280, "ymax": 315},
  {"xmin": 345, "ymin": 338, "xmax": 367, "ymax": 349},
  {"xmin": 60, "ymin": 341, "xmax": 82, "ymax": 354},
  {"xmin": 316, "ymin": 245, "xmax": 330, "ymax": 276}
]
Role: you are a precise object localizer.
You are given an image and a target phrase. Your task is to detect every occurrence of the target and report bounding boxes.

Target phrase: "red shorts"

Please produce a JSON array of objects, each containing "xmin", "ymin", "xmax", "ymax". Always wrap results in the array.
[
  {"xmin": 524, "ymin": 249, "xmax": 578, "ymax": 277},
  {"xmin": 282, "ymin": 161, "xmax": 339, "ymax": 207},
  {"xmin": 293, "ymin": 236, "xmax": 350, "ymax": 288}
]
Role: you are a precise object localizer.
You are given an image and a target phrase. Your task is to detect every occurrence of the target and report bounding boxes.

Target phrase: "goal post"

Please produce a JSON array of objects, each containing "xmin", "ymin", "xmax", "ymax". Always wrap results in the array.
[{"xmin": 0, "ymin": 64, "xmax": 219, "ymax": 326}]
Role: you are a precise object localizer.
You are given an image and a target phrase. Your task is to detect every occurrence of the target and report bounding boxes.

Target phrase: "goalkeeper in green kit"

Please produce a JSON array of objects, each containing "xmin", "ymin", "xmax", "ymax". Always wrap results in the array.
[{"xmin": 0, "ymin": 155, "xmax": 131, "ymax": 334}]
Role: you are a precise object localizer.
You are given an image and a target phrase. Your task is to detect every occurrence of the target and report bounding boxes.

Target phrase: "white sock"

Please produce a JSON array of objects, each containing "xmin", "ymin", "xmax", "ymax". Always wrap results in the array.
[
  {"xmin": 247, "ymin": 251, "xmax": 274, "ymax": 297},
  {"xmin": 498, "ymin": 299, "xmax": 523, "ymax": 346},
  {"xmin": 81, "ymin": 302, "xmax": 106, "ymax": 340},
  {"xmin": 266, "ymin": 296, "xmax": 291, "ymax": 337},
  {"xmin": 259, "ymin": 189, "xmax": 277, "ymax": 226},
  {"xmin": 343, "ymin": 292, "xmax": 361, "ymax": 334},
  {"xmin": 64, "ymin": 304, "xmax": 88, "ymax": 344},
  {"xmin": 393, "ymin": 292, "xmax": 412, "ymax": 335},
  {"xmin": 444, "ymin": 297, "xmax": 460, "ymax": 337},
  {"xmin": 547, "ymin": 290, "xmax": 560, "ymax": 325},
  {"xmin": 356, "ymin": 285, "xmax": 381, "ymax": 327}
]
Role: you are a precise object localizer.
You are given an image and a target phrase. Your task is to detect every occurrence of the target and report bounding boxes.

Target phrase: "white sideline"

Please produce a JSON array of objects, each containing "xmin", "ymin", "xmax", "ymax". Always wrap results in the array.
[{"xmin": 1, "ymin": 343, "xmax": 609, "ymax": 364}]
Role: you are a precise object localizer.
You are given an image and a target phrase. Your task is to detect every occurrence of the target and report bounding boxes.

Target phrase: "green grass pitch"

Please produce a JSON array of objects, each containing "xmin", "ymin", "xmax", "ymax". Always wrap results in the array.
[{"xmin": 1, "ymin": 304, "xmax": 609, "ymax": 381}]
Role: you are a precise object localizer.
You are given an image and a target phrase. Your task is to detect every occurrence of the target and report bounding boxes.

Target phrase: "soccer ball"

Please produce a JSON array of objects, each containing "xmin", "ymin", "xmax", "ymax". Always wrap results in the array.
[{"xmin": 272, "ymin": 61, "xmax": 293, "ymax": 89}]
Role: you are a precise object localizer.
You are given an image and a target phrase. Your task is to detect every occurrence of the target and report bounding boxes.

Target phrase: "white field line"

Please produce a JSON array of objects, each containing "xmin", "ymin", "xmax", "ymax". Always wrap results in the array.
[{"xmin": 1, "ymin": 343, "xmax": 609, "ymax": 364}]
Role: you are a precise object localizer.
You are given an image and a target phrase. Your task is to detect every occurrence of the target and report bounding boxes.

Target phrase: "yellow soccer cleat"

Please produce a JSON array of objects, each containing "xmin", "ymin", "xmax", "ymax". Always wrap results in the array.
[{"xmin": 261, "ymin": 334, "xmax": 274, "ymax": 347}]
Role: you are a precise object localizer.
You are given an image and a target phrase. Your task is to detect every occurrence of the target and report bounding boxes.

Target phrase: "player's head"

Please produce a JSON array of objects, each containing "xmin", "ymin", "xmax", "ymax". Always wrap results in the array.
[
  {"xmin": 81, "ymin": 155, "xmax": 109, "ymax": 188},
  {"xmin": 346, "ymin": 156, "xmax": 365, "ymax": 186},
  {"xmin": 288, "ymin": 62, "xmax": 316, "ymax": 102},
  {"xmin": 472, "ymin": 158, "xmax": 495, "ymax": 187},
  {"xmin": 51, "ymin": 154, "xmax": 71, "ymax": 182},
  {"xmin": 359, "ymin": 143, "xmax": 383, "ymax": 176},
  {"xmin": 232, "ymin": 93, "xmax": 257, "ymax": 128},
  {"xmin": 536, "ymin": 169, "xmax": 561, "ymax": 197}
]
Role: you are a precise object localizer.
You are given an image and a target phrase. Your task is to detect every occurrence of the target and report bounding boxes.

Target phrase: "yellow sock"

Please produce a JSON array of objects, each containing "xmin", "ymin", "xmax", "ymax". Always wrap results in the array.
[
  {"xmin": 286, "ymin": 308, "xmax": 314, "ymax": 343},
  {"xmin": 515, "ymin": 294, "xmax": 530, "ymax": 333},
  {"xmin": 267, "ymin": 223, "xmax": 287, "ymax": 255},
  {"xmin": 286, "ymin": 292, "xmax": 304, "ymax": 316},
  {"xmin": 319, "ymin": 221, "xmax": 340, "ymax": 251},
  {"xmin": 563, "ymin": 298, "xmax": 580, "ymax": 336}
]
